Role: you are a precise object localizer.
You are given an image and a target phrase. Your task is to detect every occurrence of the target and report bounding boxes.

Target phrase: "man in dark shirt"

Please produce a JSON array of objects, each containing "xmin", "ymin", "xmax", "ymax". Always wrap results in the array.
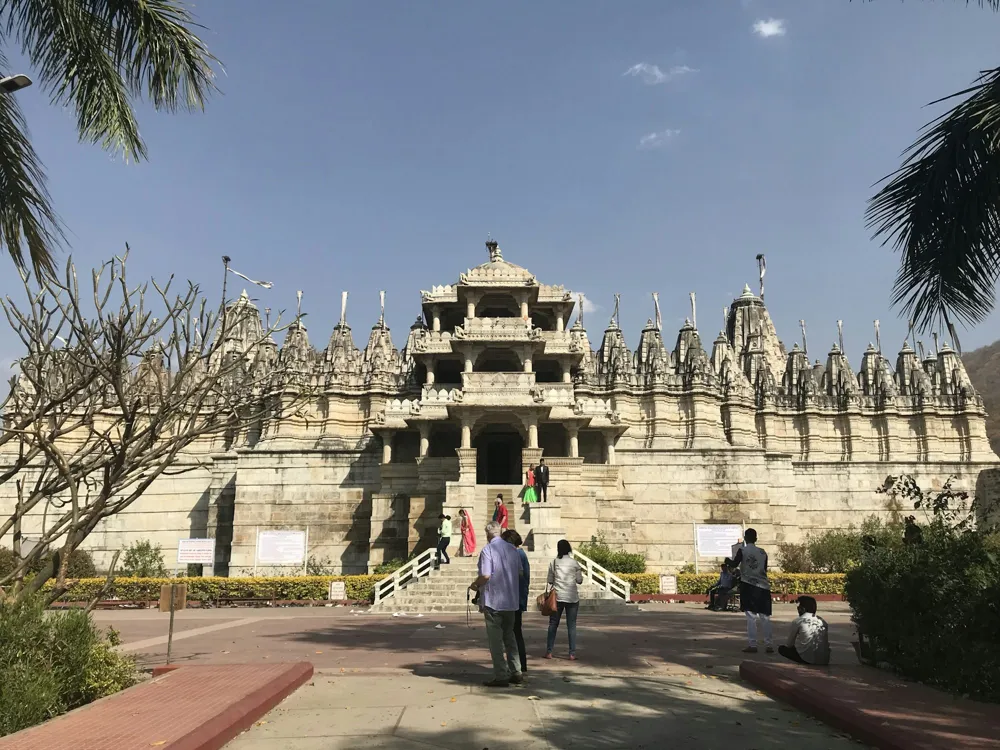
[
  {"xmin": 707, "ymin": 558, "xmax": 736, "ymax": 611},
  {"xmin": 535, "ymin": 458, "xmax": 550, "ymax": 502}
]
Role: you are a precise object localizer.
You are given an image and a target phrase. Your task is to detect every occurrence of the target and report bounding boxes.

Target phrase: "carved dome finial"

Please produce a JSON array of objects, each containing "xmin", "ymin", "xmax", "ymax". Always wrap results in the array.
[{"xmin": 486, "ymin": 238, "xmax": 502, "ymax": 262}]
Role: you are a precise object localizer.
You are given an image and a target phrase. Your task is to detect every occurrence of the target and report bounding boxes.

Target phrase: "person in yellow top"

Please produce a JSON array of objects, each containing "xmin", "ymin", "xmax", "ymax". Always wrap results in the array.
[{"xmin": 436, "ymin": 514, "xmax": 453, "ymax": 566}]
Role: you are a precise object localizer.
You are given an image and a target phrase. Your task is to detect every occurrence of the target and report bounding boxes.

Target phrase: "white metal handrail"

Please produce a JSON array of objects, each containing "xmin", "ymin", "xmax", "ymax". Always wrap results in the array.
[
  {"xmin": 373, "ymin": 548, "xmax": 437, "ymax": 604},
  {"xmin": 572, "ymin": 550, "xmax": 632, "ymax": 601}
]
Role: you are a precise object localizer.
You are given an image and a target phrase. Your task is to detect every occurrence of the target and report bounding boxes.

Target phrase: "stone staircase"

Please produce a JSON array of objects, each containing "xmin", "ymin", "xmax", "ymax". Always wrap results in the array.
[{"xmin": 369, "ymin": 555, "xmax": 630, "ymax": 615}]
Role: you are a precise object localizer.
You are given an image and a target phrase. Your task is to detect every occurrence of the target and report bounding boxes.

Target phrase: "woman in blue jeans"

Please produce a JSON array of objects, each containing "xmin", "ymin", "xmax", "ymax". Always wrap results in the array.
[{"xmin": 545, "ymin": 539, "xmax": 584, "ymax": 660}]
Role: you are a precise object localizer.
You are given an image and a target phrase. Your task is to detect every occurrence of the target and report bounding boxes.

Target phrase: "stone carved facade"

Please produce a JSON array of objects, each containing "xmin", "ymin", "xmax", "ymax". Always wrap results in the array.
[{"xmin": 4, "ymin": 241, "xmax": 998, "ymax": 574}]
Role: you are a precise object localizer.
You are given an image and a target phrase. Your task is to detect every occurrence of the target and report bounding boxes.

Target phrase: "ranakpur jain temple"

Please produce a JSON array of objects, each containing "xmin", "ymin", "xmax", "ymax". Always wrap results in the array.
[{"xmin": 5, "ymin": 240, "xmax": 999, "ymax": 574}]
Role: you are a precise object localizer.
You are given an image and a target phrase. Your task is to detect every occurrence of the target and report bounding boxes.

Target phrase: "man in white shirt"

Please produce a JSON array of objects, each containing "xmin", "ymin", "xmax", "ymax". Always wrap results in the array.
[{"xmin": 779, "ymin": 596, "xmax": 831, "ymax": 666}]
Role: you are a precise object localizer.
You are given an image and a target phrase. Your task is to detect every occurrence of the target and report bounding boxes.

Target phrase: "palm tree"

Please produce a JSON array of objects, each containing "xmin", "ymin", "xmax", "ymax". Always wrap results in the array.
[
  {"xmin": 866, "ymin": 1, "xmax": 1000, "ymax": 335},
  {"xmin": 0, "ymin": 0, "xmax": 217, "ymax": 277}
]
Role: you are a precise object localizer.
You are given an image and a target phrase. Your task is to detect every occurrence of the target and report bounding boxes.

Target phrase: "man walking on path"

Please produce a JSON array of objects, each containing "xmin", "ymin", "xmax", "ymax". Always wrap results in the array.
[
  {"xmin": 732, "ymin": 528, "xmax": 773, "ymax": 654},
  {"xmin": 536, "ymin": 458, "xmax": 550, "ymax": 502},
  {"xmin": 470, "ymin": 521, "xmax": 523, "ymax": 687}
]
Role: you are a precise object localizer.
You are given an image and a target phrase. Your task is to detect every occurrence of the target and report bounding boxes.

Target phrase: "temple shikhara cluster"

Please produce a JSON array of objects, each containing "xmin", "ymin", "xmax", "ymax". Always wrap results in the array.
[{"xmin": 5, "ymin": 241, "xmax": 999, "ymax": 574}]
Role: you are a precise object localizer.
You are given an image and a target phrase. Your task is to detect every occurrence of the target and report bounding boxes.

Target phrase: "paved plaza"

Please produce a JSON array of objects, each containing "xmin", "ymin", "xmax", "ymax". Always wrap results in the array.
[{"xmin": 94, "ymin": 601, "xmax": 868, "ymax": 748}]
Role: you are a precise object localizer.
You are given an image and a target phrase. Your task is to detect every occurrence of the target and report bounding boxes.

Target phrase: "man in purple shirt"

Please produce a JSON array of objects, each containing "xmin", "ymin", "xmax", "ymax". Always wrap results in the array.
[{"xmin": 470, "ymin": 521, "xmax": 523, "ymax": 687}]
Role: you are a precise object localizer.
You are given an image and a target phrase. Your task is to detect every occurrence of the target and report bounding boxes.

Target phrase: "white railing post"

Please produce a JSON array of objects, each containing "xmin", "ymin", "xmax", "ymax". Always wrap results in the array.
[{"xmin": 572, "ymin": 549, "xmax": 631, "ymax": 603}]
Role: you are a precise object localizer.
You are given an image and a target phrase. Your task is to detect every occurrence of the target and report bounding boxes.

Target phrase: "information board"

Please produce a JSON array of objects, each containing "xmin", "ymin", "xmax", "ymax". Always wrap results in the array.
[
  {"xmin": 695, "ymin": 524, "xmax": 743, "ymax": 558},
  {"xmin": 328, "ymin": 581, "xmax": 346, "ymax": 601},
  {"xmin": 177, "ymin": 538, "xmax": 215, "ymax": 565},
  {"xmin": 659, "ymin": 574, "xmax": 677, "ymax": 595},
  {"xmin": 256, "ymin": 530, "xmax": 306, "ymax": 565}
]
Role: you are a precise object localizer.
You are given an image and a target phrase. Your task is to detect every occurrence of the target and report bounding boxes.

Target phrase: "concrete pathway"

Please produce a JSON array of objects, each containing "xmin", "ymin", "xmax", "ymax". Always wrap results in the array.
[{"xmin": 226, "ymin": 669, "xmax": 865, "ymax": 749}]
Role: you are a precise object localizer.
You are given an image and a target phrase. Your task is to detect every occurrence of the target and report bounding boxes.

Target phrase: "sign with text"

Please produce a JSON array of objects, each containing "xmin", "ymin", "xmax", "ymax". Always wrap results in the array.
[
  {"xmin": 659, "ymin": 575, "xmax": 677, "ymax": 595},
  {"xmin": 256, "ymin": 530, "xmax": 306, "ymax": 565},
  {"xmin": 177, "ymin": 538, "xmax": 215, "ymax": 565},
  {"xmin": 695, "ymin": 524, "xmax": 743, "ymax": 558},
  {"xmin": 328, "ymin": 581, "xmax": 346, "ymax": 601}
]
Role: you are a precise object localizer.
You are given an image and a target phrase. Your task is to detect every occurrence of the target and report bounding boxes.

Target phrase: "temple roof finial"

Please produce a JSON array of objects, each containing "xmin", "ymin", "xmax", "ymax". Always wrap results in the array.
[{"xmin": 486, "ymin": 237, "xmax": 502, "ymax": 262}]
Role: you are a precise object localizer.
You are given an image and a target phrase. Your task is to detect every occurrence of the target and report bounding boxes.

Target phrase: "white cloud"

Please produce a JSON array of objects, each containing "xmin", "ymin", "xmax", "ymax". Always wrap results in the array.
[
  {"xmin": 752, "ymin": 18, "xmax": 786, "ymax": 38},
  {"xmin": 623, "ymin": 63, "xmax": 697, "ymax": 86},
  {"xmin": 638, "ymin": 129, "xmax": 681, "ymax": 149},
  {"xmin": 578, "ymin": 294, "xmax": 600, "ymax": 315}
]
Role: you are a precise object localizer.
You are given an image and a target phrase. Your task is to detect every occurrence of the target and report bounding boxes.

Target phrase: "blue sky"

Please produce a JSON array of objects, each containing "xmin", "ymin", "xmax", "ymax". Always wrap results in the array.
[{"xmin": 4, "ymin": 0, "xmax": 1000, "ymax": 371}]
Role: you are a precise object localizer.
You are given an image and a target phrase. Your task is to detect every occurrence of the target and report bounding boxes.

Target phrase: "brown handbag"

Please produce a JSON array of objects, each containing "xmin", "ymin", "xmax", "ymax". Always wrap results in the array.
[{"xmin": 537, "ymin": 588, "xmax": 558, "ymax": 617}]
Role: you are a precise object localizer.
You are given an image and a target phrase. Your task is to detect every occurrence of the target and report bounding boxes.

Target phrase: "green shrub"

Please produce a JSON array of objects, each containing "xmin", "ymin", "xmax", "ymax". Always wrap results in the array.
[
  {"xmin": 578, "ymin": 535, "xmax": 646, "ymax": 574},
  {"xmin": 776, "ymin": 542, "xmax": 811, "ymax": 573},
  {"xmin": 120, "ymin": 540, "xmax": 167, "ymax": 578},
  {"xmin": 620, "ymin": 573, "xmax": 659, "ymax": 595},
  {"xmin": 845, "ymin": 522, "xmax": 1000, "ymax": 701},
  {"xmin": 676, "ymin": 573, "xmax": 845, "ymax": 595},
  {"xmin": 0, "ymin": 596, "xmax": 137, "ymax": 736},
  {"xmin": 25, "ymin": 548, "xmax": 98, "ymax": 579},
  {"xmin": 0, "ymin": 548, "xmax": 15, "ymax": 578},
  {"xmin": 44, "ymin": 574, "xmax": 388, "ymax": 604},
  {"xmin": 373, "ymin": 559, "xmax": 406, "ymax": 575}
]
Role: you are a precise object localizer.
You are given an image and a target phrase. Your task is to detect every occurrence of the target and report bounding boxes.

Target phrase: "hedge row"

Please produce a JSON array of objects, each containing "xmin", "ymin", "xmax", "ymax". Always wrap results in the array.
[
  {"xmin": 44, "ymin": 575, "xmax": 387, "ymax": 603},
  {"xmin": 675, "ymin": 573, "xmax": 845, "ymax": 595},
  {"xmin": 619, "ymin": 574, "xmax": 659, "ymax": 595}
]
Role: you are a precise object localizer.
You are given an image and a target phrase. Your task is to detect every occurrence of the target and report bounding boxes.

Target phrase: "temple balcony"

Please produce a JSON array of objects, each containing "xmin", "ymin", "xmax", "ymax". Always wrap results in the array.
[
  {"xmin": 455, "ymin": 372, "xmax": 576, "ymax": 407},
  {"xmin": 453, "ymin": 317, "xmax": 541, "ymax": 342},
  {"xmin": 408, "ymin": 330, "xmax": 454, "ymax": 354},
  {"xmin": 539, "ymin": 329, "xmax": 582, "ymax": 355}
]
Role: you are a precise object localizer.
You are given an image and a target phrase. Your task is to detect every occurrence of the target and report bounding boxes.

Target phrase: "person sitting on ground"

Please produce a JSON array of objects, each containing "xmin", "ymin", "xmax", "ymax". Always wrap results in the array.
[
  {"xmin": 779, "ymin": 595, "xmax": 830, "ymax": 666},
  {"xmin": 706, "ymin": 558, "xmax": 736, "ymax": 611}
]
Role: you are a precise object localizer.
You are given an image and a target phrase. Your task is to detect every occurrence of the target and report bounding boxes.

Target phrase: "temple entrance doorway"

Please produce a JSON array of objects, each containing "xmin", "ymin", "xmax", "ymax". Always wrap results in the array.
[{"xmin": 474, "ymin": 425, "xmax": 523, "ymax": 486}]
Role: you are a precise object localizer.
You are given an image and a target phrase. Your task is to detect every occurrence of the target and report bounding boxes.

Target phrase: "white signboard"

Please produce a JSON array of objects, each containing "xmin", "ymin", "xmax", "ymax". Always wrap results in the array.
[
  {"xmin": 328, "ymin": 581, "xmax": 346, "ymax": 600},
  {"xmin": 695, "ymin": 524, "xmax": 744, "ymax": 558},
  {"xmin": 257, "ymin": 530, "xmax": 306, "ymax": 565},
  {"xmin": 659, "ymin": 574, "xmax": 677, "ymax": 595},
  {"xmin": 177, "ymin": 538, "xmax": 215, "ymax": 565}
]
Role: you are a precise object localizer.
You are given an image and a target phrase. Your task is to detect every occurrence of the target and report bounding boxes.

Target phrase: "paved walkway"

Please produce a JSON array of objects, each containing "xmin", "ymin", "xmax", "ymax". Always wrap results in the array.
[{"xmin": 225, "ymin": 669, "xmax": 863, "ymax": 750}]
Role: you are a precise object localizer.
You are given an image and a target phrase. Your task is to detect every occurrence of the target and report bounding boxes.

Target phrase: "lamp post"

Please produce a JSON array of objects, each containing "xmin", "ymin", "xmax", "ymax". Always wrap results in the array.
[{"xmin": 0, "ymin": 74, "xmax": 33, "ymax": 94}]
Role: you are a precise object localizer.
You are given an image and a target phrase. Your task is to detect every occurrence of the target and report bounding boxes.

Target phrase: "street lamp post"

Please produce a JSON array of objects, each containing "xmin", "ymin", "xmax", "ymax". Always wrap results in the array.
[{"xmin": 0, "ymin": 74, "xmax": 33, "ymax": 94}]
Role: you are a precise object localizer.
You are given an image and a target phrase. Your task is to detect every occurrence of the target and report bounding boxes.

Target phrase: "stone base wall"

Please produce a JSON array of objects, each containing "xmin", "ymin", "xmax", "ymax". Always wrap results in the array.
[{"xmin": 2, "ymin": 448, "xmax": 998, "ymax": 577}]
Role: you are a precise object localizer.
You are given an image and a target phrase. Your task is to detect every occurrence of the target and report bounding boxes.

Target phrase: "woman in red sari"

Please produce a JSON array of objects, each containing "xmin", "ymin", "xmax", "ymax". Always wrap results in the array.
[{"xmin": 459, "ymin": 508, "xmax": 477, "ymax": 556}]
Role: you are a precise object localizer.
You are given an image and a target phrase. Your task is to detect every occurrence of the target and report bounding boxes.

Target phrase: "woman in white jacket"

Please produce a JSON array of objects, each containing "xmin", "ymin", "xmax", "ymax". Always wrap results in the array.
[{"xmin": 545, "ymin": 539, "xmax": 584, "ymax": 660}]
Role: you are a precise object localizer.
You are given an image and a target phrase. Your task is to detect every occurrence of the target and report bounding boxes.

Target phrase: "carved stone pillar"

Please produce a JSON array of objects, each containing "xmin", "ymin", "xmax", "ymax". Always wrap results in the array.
[
  {"xmin": 461, "ymin": 420, "xmax": 472, "ymax": 449},
  {"xmin": 605, "ymin": 433, "xmax": 616, "ymax": 465},
  {"xmin": 524, "ymin": 356, "xmax": 533, "ymax": 373},
  {"xmin": 464, "ymin": 356, "xmax": 473, "ymax": 373},
  {"xmin": 520, "ymin": 300, "xmax": 529, "ymax": 318},
  {"xmin": 467, "ymin": 300, "xmax": 476, "ymax": 318},
  {"xmin": 562, "ymin": 363, "xmax": 572, "ymax": 383},
  {"xmin": 382, "ymin": 430, "xmax": 394, "ymax": 464},
  {"xmin": 568, "ymin": 425, "xmax": 579, "ymax": 458},
  {"xmin": 528, "ymin": 421, "xmax": 539, "ymax": 449},
  {"xmin": 432, "ymin": 306, "xmax": 441, "ymax": 332},
  {"xmin": 425, "ymin": 366, "xmax": 435, "ymax": 386},
  {"xmin": 556, "ymin": 314, "xmax": 564, "ymax": 332},
  {"xmin": 418, "ymin": 423, "xmax": 430, "ymax": 458}
]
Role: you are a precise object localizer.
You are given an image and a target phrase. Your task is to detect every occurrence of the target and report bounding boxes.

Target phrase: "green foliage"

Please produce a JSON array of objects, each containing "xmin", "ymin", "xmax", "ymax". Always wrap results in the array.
[
  {"xmin": 306, "ymin": 556, "xmax": 337, "ymax": 576},
  {"xmin": 0, "ymin": 596, "xmax": 137, "ymax": 736},
  {"xmin": 846, "ymin": 474, "xmax": 1000, "ymax": 701},
  {"xmin": 44, "ymin": 575, "xmax": 387, "ymax": 604},
  {"xmin": 120, "ymin": 540, "xmax": 167, "ymax": 578},
  {"xmin": 776, "ymin": 517, "xmax": 904, "ymax": 573},
  {"xmin": 678, "ymin": 563, "xmax": 697, "ymax": 574},
  {"xmin": 619, "ymin": 574, "xmax": 659, "ymax": 595},
  {"xmin": 372, "ymin": 559, "xmax": 406, "ymax": 575},
  {"xmin": 776, "ymin": 543, "xmax": 811, "ymax": 573},
  {"xmin": 0, "ymin": 548, "xmax": 15, "ymax": 578},
  {"xmin": 578, "ymin": 534, "xmax": 646, "ymax": 574},
  {"xmin": 24, "ymin": 549, "xmax": 98, "ymax": 579},
  {"xmin": 677, "ymin": 573, "xmax": 845, "ymax": 596}
]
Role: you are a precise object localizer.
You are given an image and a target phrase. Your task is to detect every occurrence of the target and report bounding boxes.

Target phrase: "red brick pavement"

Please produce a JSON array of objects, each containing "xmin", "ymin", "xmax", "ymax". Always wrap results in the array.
[
  {"xmin": 0, "ymin": 663, "xmax": 312, "ymax": 750},
  {"xmin": 741, "ymin": 661, "xmax": 1000, "ymax": 750}
]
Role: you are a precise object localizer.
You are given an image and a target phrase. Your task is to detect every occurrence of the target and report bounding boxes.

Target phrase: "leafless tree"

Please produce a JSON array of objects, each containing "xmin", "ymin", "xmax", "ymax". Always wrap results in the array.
[{"xmin": 0, "ymin": 249, "xmax": 302, "ymax": 603}]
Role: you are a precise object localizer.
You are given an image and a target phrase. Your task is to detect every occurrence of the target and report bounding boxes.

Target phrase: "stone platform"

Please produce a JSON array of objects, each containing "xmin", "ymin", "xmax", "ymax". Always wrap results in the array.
[{"xmin": 0, "ymin": 663, "xmax": 313, "ymax": 750}]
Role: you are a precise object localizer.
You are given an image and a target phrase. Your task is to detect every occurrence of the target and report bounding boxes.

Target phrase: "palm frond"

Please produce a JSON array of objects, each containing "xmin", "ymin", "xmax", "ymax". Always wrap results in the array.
[
  {"xmin": 3, "ymin": 0, "xmax": 218, "ymax": 163},
  {"xmin": 0, "ymin": 48, "xmax": 63, "ymax": 277},
  {"xmin": 867, "ymin": 67, "xmax": 1000, "ymax": 331}
]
